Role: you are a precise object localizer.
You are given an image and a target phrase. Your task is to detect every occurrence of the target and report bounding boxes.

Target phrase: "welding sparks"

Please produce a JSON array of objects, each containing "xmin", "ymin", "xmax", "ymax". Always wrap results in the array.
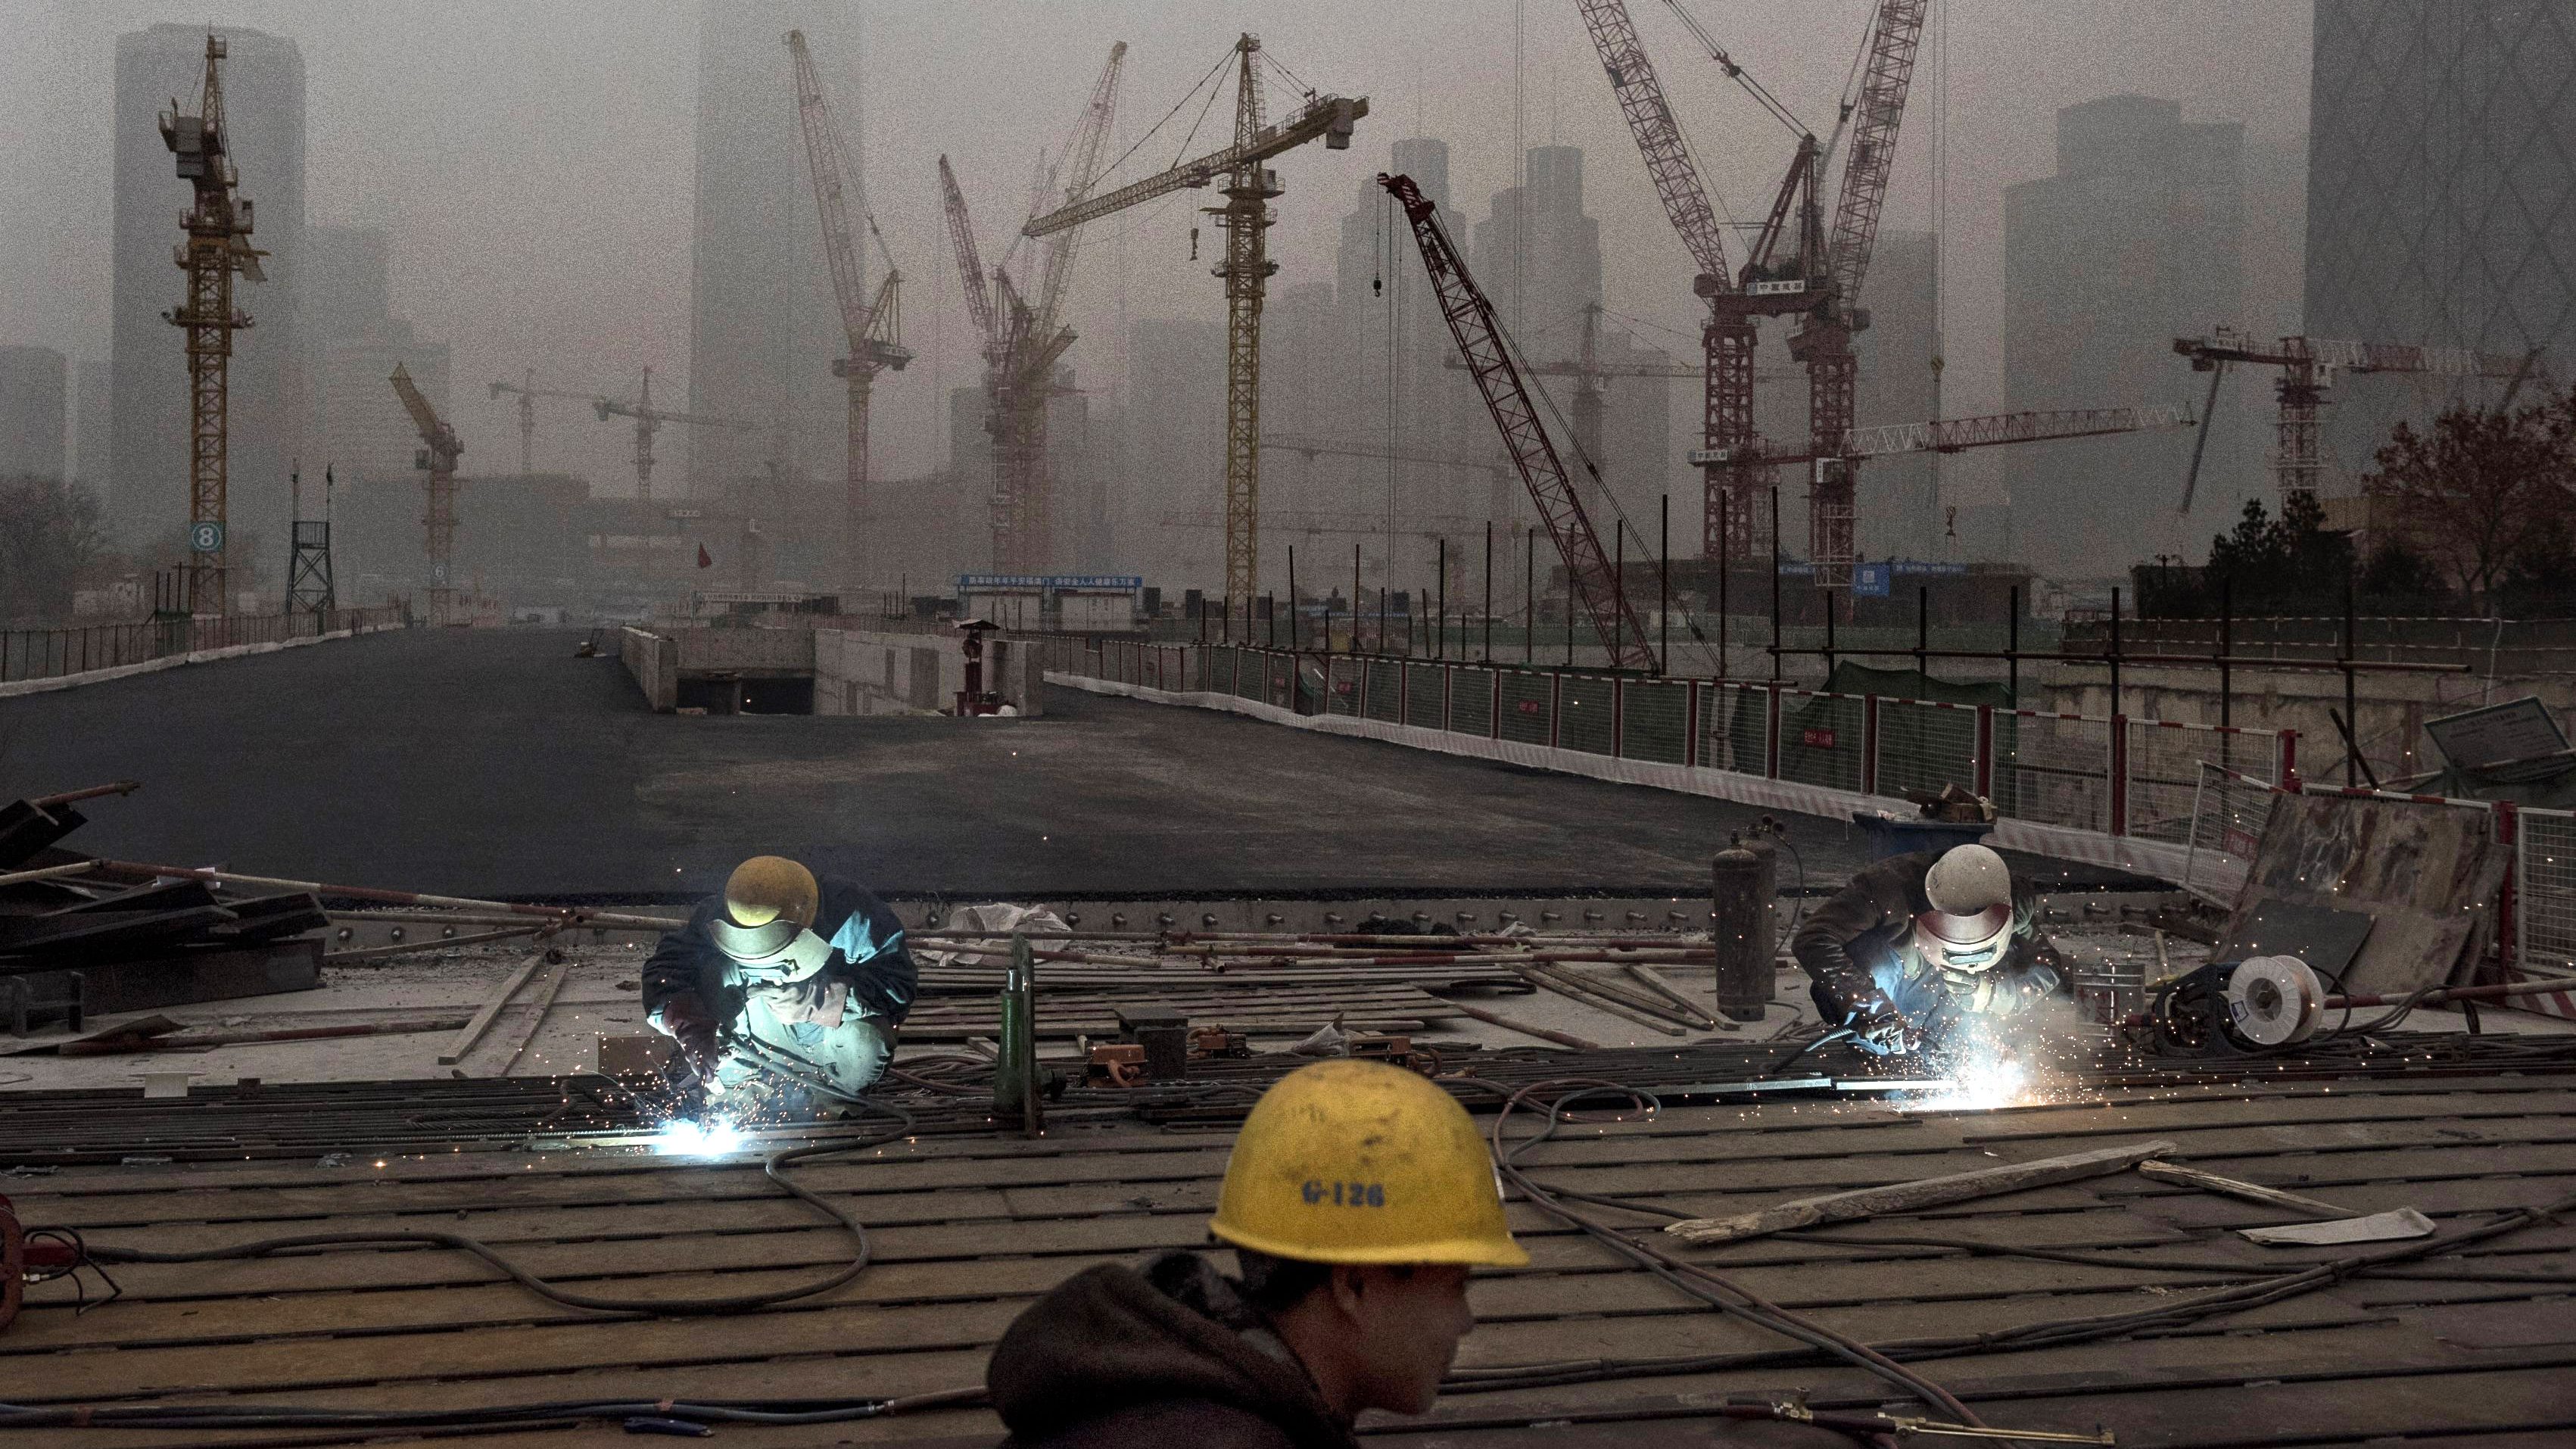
[
  {"xmin": 651, "ymin": 1117, "xmax": 747, "ymax": 1156},
  {"xmin": 1900, "ymin": 1051, "xmax": 2037, "ymax": 1111}
]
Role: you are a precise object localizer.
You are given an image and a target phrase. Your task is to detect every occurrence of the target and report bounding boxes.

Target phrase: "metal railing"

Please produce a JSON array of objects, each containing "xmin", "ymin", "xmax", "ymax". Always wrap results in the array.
[
  {"xmin": 1050, "ymin": 640, "xmax": 2297, "ymax": 843},
  {"xmin": 2518, "ymin": 807, "xmax": 2576, "ymax": 973},
  {"xmin": 1, "ymin": 606, "xmax": 408, "ymax": 685}
]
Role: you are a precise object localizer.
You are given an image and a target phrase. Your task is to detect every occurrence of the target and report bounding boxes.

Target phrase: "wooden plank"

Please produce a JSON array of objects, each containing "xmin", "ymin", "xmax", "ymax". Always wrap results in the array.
[
  {"xmin": 435, "ymin": 952, "xmax": 550, "ymax": 1064},
  {"xmin": 1665, "ymin": 1140, "xmax": 2179, "ymax": 1244},
  {"xmin": 487, "ymin": 955, "xmax": 574, "ymax": 1074},
  {"xmin": 2138, "ymin": 1158, "xmax": 2361, "ymax": 1217}
]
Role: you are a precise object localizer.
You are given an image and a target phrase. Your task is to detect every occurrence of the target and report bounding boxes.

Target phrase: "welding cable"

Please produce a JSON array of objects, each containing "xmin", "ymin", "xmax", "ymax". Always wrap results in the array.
[
  {"xmin": 64, "ymin": 1095, "xmax": 918, "ymax": 1317},
  {"xmin": 1761, "ymin": 1026, "xmax": 1855, "ymax": 1077},
  {"xmin": 1484, "ymin": 1078, "xmax": 1986, "ymax": 1426},
  {"xmin": 0, "ymin": 1388, "xmax": 989, "ymax": 1434}
]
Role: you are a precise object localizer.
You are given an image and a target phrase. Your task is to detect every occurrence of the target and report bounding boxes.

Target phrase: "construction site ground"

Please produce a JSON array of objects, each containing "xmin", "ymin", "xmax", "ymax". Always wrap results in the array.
[
  {"xmin": 0, "ymin": 626, "xmax": 2171, "ymax": 902},
  {"xmin": 5, "ymin": 1039, "xmax": 2575, "ymax": 1447}
]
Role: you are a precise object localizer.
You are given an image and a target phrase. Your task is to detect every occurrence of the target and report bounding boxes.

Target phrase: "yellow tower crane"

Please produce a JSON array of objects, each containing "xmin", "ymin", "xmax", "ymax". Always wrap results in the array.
[
  {"xmin": 786, "ymin": 30, "xmax": 911, "ymax": 590},
  {"xmin": 389, "ymin": 362, "xmax": 463, "ymax": 626},
  {"xmin": 159, "ymin": 33, "xmax": 266, "ymax": 616},
  {"xmin": 1024, "ymin": 36, "xmax": 1363, "ymax": 609}
]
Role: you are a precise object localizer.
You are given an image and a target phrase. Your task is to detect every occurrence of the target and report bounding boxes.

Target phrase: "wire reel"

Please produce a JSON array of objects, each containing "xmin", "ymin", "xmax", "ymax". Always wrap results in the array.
[
  {"xmin": 2145, "ymin": 955, "xmax": 2323, "ymax": 1055},
  {"xmin": 2225, "ymin": 955, "xmax": 2325, "ymax": 1048}
]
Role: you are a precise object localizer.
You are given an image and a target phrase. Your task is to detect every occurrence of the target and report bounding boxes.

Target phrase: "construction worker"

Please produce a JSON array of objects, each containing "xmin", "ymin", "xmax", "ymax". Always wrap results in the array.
[
  {"xmin": 1792, "ymin": 842, "xmax": 2070, "ymax": 1055},
  {"xmin": 984, "ymin": 1059, "xmax": 1523, "ymax": 1447},
  {"xmin": 643, "ymin": 855, "xmax": 915, "ymax": 1108}
]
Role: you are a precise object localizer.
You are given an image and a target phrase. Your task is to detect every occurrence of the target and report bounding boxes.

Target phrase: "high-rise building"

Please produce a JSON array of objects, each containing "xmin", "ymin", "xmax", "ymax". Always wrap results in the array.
[
  {"xmin": 1474, "ymin": 146, "xmax": 1602, "ymax": 352},
  {"xmin": 1120, "ymin": 316, "xmax": 1226, "ymax": 588},
  {"xmin": 686, "ymin": 2, "xmax": 852, "ymax": 495},
  {"xmin": 73, "ymin": 360, "xmax": 113, "ymax": 492},
  {"xmin": 0, "ymin": 347, "xmax": 67, "ymax": 481},
  {"xmin": 2002, "ymin": 95, "xmax": 2243, "ymax": 577},
  {"xmin": 111, "ymin": 24, "xmax": 305, "ymax": 560},
  {"xmin": 2304, "ymin": 1, "xmax": 2576, "ymax": 485},
  {"xmin": 1852, "ymin": 229, "xmax": 1940, "ymax": 560}
]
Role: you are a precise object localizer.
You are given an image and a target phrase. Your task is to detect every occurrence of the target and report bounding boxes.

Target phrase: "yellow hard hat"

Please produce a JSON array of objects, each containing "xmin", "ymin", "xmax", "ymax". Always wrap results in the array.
[
  {"xmin": 712, "ymin": 855, "xmax": 819, "ymax": 959},
  {"xmin": 1209, "ymin": 1059, "xmax": 1528, "ymax": 1268}
]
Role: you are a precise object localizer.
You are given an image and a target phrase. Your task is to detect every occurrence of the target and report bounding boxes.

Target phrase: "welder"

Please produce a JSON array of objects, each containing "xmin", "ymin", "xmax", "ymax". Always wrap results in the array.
[
  {"xmin": 643, "ymin": 855, "xmax": 916, "ymax": 1110},
  {"xmin": 1791, "ymin": 843, "xmax": 2070, "ymax": 1055}
]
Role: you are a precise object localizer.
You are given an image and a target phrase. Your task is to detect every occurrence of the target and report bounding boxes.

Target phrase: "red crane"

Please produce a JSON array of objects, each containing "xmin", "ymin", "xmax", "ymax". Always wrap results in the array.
[
  {"xmin": 1380, "ymin": 172, "xmax": 1654, "ymax": 671},
  {"xmin": 937, "ymin": 42, "xmax": 1125, "ymax": 572},
  {"xmin": 1579, "ymin": 0, "xmax": 1929, "ymax": 591},
  {"xmin": 1792, "ymin": 0, "xmax": 1930, "ymax": 590}
]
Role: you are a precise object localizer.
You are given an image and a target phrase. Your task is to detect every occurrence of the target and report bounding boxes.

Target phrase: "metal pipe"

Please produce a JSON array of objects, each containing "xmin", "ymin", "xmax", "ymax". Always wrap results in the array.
[
  {"xmin": 30, "ymin": 781, "xmax": 142, "ymax": 809},
  {"xmin": 87, "ymin": 858, "xmax": 684, "ymax": 930},
  {"xmin": 1659, "ymin": 495, "xmax": 1671, "ymax": 676},
  {"xmin": 0, "ymin": 861, "xmax": 96, "ymax": 889}
]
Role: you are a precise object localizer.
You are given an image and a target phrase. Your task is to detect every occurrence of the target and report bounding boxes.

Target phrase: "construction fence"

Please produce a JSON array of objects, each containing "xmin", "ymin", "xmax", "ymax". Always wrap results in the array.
[
  {"xmin": 0, "ymin": 606, "xmax": 410, "ymax": 686},
  {"xmin": 1048, "ymin": 638, "xmax": 2294, "ymax": 862}
]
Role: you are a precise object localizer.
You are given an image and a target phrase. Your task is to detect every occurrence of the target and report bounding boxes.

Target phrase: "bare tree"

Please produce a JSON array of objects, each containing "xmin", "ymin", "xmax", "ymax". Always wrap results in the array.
[
  {"xmin": 2369, "ymin": 391, "xmax": 2575, "ymax": 610},
  {"xmin": 0, "ymin": 474, "xmax": 108, "ymax": 623}
]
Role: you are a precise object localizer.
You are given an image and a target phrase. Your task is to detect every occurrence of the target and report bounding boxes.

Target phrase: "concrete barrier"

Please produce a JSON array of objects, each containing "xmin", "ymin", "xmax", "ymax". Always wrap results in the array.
[
  {"xmin": 620, "ymin": 627, "xmax": 679, "ymax": 712},
  {"xmin": 0, "ymin": 622, "xmax": 408, "ymax": 701},
  {"xmin": 815, "ymin": 628, "xmax": 1043, "ymax": 718}
]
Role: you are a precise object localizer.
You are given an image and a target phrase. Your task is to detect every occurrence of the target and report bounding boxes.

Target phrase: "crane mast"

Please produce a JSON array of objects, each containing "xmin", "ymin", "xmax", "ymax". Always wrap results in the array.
[
  {"xmin": 1575, "ymin": 0, "xmax": 1783, "ymax": 573},
  {"xmin": 159, "ymin": 33, "xmax": 265, "ymax": 616},
  {"xmin": 1793, "ymin": 0, "xmax": 1930, "ymax": 591},
  {"xmin": 1380, "ymin": 172, "xmax": 1654, "ymax": 672},
  {"xmin": 787, "ymin": 30, "xmax": 912, "ymax": 589},
  {"xmin": 390, "ymin": 362, "xmax": 462, "ymax": 626},
  {"xmin": 1024, "ymin": 36, "xmax": 1363, "ymax": 608}
]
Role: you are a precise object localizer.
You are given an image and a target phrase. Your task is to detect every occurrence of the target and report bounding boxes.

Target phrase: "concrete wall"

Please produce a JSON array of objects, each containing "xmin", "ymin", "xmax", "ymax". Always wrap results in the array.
[
  {"xmin": 815, "ymin": 629, "xmax": 1044, "ymax": 718},
  {"xmin": 671, "ymin": 626, "xmax": 815, "ymax": 675},
  {"xmin": 620, "ymin": 627, "xmax": 678, "ymax": 712},
  {"xmin": 2042, "ymin": 664, "xmax": 2576, "ymax": 789}
]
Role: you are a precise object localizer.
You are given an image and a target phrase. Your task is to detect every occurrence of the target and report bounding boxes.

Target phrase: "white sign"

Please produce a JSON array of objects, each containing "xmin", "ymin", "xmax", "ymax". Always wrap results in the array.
[{"xmin": 2425, "ymin": 696, "xmax": 2568, "ymax": 769}]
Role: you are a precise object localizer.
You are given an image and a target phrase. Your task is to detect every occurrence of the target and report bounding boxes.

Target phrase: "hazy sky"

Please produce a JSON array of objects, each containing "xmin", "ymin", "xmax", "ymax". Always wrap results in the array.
[{"xmin": 2, "ymin": 1, "xmax": 2313, "ymax": 499}]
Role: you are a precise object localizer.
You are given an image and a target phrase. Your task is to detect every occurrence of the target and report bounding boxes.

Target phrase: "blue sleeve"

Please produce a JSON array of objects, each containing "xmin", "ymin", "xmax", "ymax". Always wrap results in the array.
[{"xmin": 821, "ymin": 880, "xmax": 917, "ymax": 1024}]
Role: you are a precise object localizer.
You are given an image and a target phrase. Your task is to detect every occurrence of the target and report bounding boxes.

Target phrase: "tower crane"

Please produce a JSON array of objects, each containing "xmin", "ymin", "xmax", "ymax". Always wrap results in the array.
[
  {"xmin": 787, "ymin": 30, "xmax": 911, "ymax": 589},
  {"xmin": 389, "ymin": 362, "xmax": 463, "ymax": 626},
  {"xmin": 2172, "ymin": 329, "xmax": 2547, "ymax": 512},
  {"xmin": 939, "ymin": 42, "xmax": 1126, "ymax": 572},
  {"xmin": 1025, "ymin": 35, "xmax": 1365, "ymax": 606},
  {"xmin": 1575, "ymin": 0, "xmax": 1812, "ymax": 577},
  {"xmin": 1693, "ymin": 402, "xmax": 2201, "ymax": 469},
  {"xmin": 1381, "ymin": 172, "xmax": 1654, "ymax": 670},
  {"xmin": 1579, "ymin": 0, "xmax": 1929, "ymax": 591},
  {"xmin": 487, "ymin": 369, "xmax": 600, "ymax": 475},
  {"xmin": 160, "ymin": 33, "xmax": 266, "ymax": 616},
  {"xmin": 593, "ymin": 367, "xmax": 754, "ymax": 502}
]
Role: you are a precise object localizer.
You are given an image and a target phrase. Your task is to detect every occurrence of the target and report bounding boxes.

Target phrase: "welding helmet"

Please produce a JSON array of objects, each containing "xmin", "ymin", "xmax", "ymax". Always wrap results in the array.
[
  {"xmin": 1209, "ymin": 1059, "xmax": 1528, "ymax": 1268},
  {"xmin": 710, "ymin": 855, "xmax": 833, "ymax": 983},
  {"xmin": 1915, "ymin": 843, "xmax": 2013, "ymax": 972}
]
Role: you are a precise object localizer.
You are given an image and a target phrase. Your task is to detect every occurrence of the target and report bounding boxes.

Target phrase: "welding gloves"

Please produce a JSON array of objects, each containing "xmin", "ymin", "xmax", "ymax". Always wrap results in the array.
[{"xmin": 655, "ymin": 991, "xmax": 724, "ymax": 1081}]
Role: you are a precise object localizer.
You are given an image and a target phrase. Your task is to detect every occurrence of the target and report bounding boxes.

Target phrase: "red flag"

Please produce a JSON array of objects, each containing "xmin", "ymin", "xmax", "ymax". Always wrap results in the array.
[{"xmin": 696, "ymin": 543, "xmax": 712, "ymax": 569}]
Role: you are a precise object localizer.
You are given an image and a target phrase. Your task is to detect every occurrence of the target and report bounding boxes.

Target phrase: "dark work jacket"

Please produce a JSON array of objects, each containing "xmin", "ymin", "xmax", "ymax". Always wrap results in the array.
[
  {"xmin": 989, "ymin": 1254, "xmax": 1354, "ymax": 1449},
  {"xmin": 1790, "ymin": 850, "xmax": 2060, "ymax": 1029},
  {"xmin": 640, "ymin": 875, "xmax": 916, "ymax": 1033}
]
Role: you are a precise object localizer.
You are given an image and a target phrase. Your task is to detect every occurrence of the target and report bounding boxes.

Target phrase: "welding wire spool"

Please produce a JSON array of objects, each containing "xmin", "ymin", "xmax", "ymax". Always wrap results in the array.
[{"xmin": 2226, "ymin": 955, "xmax": 2324, "ymax": 1048}]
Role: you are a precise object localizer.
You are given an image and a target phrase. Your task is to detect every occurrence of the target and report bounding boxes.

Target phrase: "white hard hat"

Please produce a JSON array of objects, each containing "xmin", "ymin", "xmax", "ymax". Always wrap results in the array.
[{"xmin": 1923, "ymin": 843, "xmax": 2011, "ymax": 916}]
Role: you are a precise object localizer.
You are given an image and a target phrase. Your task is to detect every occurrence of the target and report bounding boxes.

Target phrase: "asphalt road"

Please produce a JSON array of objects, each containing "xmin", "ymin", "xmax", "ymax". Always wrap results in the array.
[{"xmin": 0, "ymin": 627, "xmax": 2101, "ymax": 902}]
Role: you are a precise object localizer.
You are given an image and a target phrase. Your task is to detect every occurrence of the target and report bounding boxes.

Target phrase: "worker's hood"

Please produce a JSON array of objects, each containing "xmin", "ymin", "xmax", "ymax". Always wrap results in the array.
[{"xmin": 987, "ymin": 1252, "xmax": 1355, "ymax": 1449}]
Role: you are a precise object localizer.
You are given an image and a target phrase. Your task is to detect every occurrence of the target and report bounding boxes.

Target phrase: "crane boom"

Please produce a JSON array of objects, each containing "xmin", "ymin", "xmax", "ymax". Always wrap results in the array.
[
  {"xmin": 1822, "ymin": 0, "xmax": 1929, "ymax": 317},
  {"xmin": 787, "ymin": 31, "xmax": 871, "ymax": 349},
  {"xmin": 1694, "ymin": 404, "xmax": 2199, "ymax": 467},
  {"xmin": 1030, "ymin": 43, "xmax": 1127, "ymax": 344},
  {"xmin": 1020, "ymin": 88, "xmax": 1364, "ymax": 238},
  {"xmin": 1381, "ymin": 172, "xmax": 1653, "ymax": 672},
  {"xmin": 1574, "ymin": 0, "xmax": 1729, "ymax": 285},
  {"xmin": 939, "ymin": 156, "xmax": 1000, "ymax": 356}
]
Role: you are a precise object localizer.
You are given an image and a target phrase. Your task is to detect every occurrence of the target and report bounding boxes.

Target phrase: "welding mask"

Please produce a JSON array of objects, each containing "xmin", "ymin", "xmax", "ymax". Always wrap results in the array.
[
  {"xmin": 1913, "ymin": 903, "xmax": 2013, "ymax": 974},
  {"xmin": 710, "ymin": 916, "xmax": 836, "ymax": 985}
]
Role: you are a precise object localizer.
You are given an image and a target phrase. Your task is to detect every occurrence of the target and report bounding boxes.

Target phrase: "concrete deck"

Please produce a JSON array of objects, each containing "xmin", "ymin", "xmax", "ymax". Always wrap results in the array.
[{"xmin": 0, "ymin": 627, "xmax": 2119, "ymax": 902}]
